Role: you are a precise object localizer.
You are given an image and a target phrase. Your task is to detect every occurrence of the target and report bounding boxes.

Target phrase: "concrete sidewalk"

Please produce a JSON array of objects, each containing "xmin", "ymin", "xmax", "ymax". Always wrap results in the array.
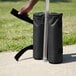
[{"xmin": 0, "ymin": 45, "xmax": 76, "ymax": 76}]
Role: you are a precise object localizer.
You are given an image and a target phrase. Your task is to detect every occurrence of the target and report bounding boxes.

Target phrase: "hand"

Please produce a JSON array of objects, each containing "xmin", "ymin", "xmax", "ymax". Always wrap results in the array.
[
  {"xmin": 18, "ymin": 0, "xmax": 38, "ymax": 14},
  {"xmin": 18, "ymin": 4, "xmax": 33, "ymax": 14}
]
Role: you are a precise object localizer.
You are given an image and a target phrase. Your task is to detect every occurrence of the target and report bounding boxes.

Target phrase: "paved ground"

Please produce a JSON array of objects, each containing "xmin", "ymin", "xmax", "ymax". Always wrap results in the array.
[{"xmin": 0, "ymin": 45, "xmax": 76, "ymax": 76}]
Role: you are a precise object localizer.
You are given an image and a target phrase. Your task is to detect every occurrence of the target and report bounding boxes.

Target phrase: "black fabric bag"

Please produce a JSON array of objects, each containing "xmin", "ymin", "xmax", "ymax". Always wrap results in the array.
[
  {"xmin": 47, "ymin": 13, "xmax": 63, "ymax": 64},
  {"xmin": 33, "ymin": 12, "xmax": 44, "ymax": 60},
  {"xmin": 12, "ymin": 9, "xmax": 63, "ymax": 64}
]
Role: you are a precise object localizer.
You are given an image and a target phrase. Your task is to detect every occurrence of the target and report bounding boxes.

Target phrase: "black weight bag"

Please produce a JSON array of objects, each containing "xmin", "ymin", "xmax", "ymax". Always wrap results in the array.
[
  {"xmin": 11, "ymin": 9, "xmax": 44, "ymax": 61},
  {"xmin": 11, "ymin": 8, "xmax": 63, "ymax": 63},
  {"xmin": 47, "ymin": 13, "xmax": 63, "ymax": 64},
  {"xmin": 33, "ymin": 12, "xmax": 44, "ymax": 60}
]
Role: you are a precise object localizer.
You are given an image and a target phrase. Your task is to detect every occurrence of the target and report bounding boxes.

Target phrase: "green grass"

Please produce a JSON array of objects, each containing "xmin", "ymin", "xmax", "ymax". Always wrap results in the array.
[{"xmin": 0, "ymin": 0, "xmax": 76, "ymax": 52}]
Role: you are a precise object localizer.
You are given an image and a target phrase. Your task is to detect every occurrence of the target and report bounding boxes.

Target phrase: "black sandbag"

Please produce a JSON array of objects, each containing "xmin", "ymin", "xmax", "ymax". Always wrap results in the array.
[
  {"xmin": 47, "ymin": 13, "xmax": 63, "ymax": 64},
  {"xmin": 33, "ymin": 12, "xmax": 44, "ymax": 60}
]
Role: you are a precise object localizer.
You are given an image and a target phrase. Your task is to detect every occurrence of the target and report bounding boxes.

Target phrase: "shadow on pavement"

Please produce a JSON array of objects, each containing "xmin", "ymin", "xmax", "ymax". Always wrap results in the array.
[
  {"xmin": 63, "ymin": 53, "xmax": 76, "ymax": 63},
  {"xmin": 17, "ymin": 53, "xmax": 76, "ymax": 64},
  {"xmin": 19, "ymin": 57, "xmax": 33, "ymax": 62}
]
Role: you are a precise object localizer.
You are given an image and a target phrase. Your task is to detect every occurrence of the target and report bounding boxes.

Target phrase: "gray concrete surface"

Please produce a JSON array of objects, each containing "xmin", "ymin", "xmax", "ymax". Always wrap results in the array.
[{"xmin": 0, "ymin": 45, "xmax": 76, "ymax": 76}]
